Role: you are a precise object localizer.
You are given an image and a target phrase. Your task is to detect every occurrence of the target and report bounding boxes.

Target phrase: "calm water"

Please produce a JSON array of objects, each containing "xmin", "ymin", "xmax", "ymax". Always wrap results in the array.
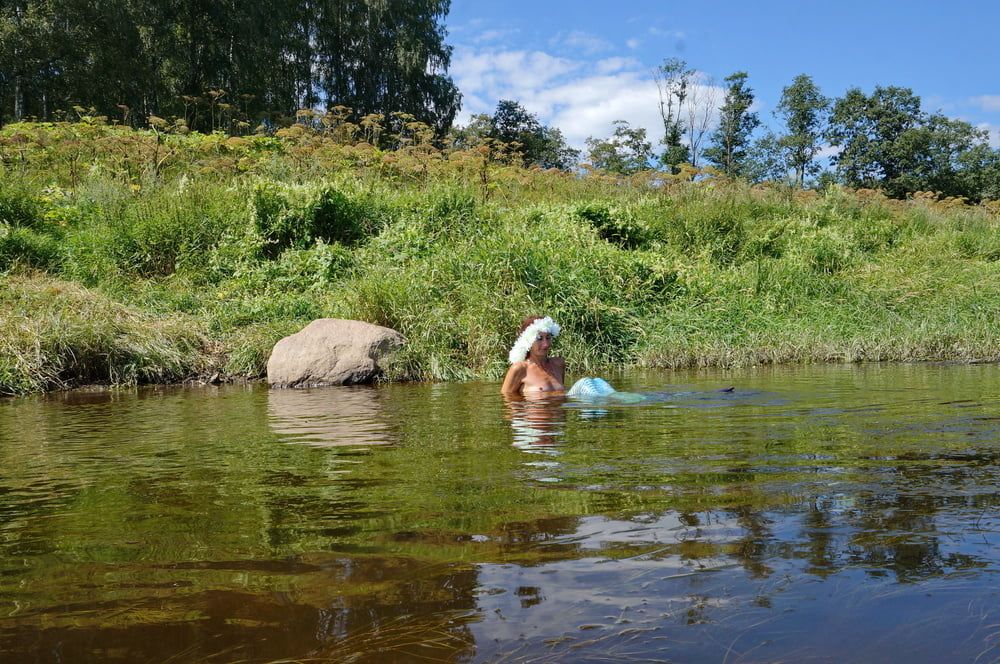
[{"xmin": 1, "ymin": 364, "xmax": 998, "ymax": 663}]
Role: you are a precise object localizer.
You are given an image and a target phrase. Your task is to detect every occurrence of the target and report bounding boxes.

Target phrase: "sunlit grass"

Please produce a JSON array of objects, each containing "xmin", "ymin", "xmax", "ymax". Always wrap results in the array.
[
  {"xmin": 0, "ymin": 273, "xmax": 210, "ymax": 394},
  {"xmin": 1, "ymin": 122, "xmax": 998, "ymax": 394}
]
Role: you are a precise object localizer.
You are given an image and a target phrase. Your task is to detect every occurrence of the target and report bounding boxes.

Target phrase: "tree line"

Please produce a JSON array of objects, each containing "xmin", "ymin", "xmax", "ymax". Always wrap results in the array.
[
  {"xmin": 441, "ymin": 65, "xmax": 998, "ymax": 203},
  {"xmin": 580, "ymin": 60, "xmax": 1000, "ymax": 202},
  {"xmin": 0, "ymin": 0, "xmax": 460, "ymax": 134},
  {"xmin": 2, "ymin": 3, "xmax": 997, "ymax": 202}
]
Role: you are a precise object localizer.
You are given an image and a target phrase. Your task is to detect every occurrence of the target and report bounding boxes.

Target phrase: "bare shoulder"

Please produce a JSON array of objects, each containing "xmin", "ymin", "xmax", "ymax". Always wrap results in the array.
[{"xmin": 501, "ymin": 361, "xmax": 528, "ymax": 394}]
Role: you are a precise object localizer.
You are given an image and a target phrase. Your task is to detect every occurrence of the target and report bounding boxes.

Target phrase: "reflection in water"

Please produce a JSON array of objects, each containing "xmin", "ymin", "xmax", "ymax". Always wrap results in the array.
[
  {"xmin": 468, "ymin": 513, "xmax": 997, "ymax": 663},
  {"xmin": 1, "ymin": 365, "xmax": 999, "ymax": 662},
  {"xmin": 267, "ymin": 386, "xmax": 394, "ymax": 447},
  {"xmin": 503, "ymin": 394, "xmax": 566, "ymax": 452}
]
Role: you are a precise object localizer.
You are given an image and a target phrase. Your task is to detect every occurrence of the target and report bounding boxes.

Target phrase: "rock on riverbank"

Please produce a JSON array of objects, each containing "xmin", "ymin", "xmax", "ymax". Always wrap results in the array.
[{"xmin": 267, "ymin": 319, "xmax": 404, "ymax": 388}]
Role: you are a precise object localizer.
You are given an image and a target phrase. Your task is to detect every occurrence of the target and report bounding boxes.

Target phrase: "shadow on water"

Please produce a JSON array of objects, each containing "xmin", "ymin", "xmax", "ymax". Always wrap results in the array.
[{"xmin": 0, "ymin": 364, "xmax": 998, "ymax": 662}]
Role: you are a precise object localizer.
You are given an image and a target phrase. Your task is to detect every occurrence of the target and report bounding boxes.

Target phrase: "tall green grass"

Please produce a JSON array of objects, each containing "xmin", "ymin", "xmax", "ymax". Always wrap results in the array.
[
  {"xmin": 0, "ymin": 274, "xmax": 209, "ymax": 395},
  {"xmin": 1, "ymin": 122, "xmax": 998, "ymax": 394}
]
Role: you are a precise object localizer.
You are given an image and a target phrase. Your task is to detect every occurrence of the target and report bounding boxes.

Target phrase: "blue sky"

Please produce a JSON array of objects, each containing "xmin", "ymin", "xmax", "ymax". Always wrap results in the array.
[{"xmin": 446, "ymin": 0, "xmax": 1000, "ymax": 152}]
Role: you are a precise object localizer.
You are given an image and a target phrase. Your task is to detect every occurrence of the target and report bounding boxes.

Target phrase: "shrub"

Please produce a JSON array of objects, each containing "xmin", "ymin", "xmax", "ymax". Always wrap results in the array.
[
  {"xmin": 0, "ymin": 275, "xmax": 210, "ymax": 394},
  {"xmin": 0, "ymin": 184, "xmax": 42, "ymax": 228},
  {"xmin": 738, "ymin": 218, "xmax": 791, "ymax": 261},
  {"xmin": 422, "ymin": 188, "xmax": 478, "ymax": 230},
  {"xmin": 3, "ymin": 122, "xmax": 1000, "ymax": 392},
  {"xmin": 846, "ymin": 207, "xmax": 903, "ymax": 254},
  {"xmin": 573, "ymin": 201, "xmax": 647, "ymax": 249},
  {"xmin": 954, "ymin": 229, "xmax": 1000, "ymax": 261},
  {"xmin": 252, "ymin": 181, "xmax": 375, "ymax": 257},
  {"xmin": 60, "ymin": 180, "xmax": 245, "ymax": 279},
  {"xmin": 0, "ymin": 224, "xmax": 63, "ymax": 271},
  {"xmin": 795, "ymin": 228, "xmax": 854, "ymax": 274}
]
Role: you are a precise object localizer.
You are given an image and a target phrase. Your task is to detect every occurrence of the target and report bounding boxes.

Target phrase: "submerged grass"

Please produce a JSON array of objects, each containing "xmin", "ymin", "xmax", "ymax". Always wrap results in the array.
[{"xmin": 1, "ymin": 122, "xmax": 999, "ymax": 394}]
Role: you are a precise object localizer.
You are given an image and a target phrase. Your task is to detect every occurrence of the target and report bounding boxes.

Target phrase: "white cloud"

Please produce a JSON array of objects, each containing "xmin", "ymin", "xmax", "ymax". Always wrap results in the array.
[
  {"xmin": 645, "ymin": 26, "xmax": 688, "ymax": 54},
  {"xmin": 451, "ymin": 45, "xmax": 724, "ymax": 151},
  {"xmin": 626, "ymin": 38, "xmax": 641, "ymax": 50},
  {"xmin": 816, "ymin": 144, "xmax": 842, "ymax": 160},
  {"xmin": 970, "ymin": 95, "xmax": 1000, "ymax": 112},
  {"xmin": 451, "ymin": 47, "xmax": 580, "ymax": 116},
  {"xmin": 537, "ymin": 74, "xmax": 665, "ymax": 146},
  {"xmin": 473, "ymin": 28, "xmax": 520, "ymax": 44},
  {"xmin": 594, "ymin": 57, "xmax": 642, "ymax": 75},
  {"xmin": 448, "ymin": 17, "xmax": 485, "ymax": 35},
  {"xmin": 549, "ymin": 30, "xmax": 613, "ymax": 56},
  {"xmin": 976, "ymin": 123, "xmax": 1000, "ymax": 148},
  {"xmin": 648, "ymin": 27, "xmax": 686, "ymax": 40}
]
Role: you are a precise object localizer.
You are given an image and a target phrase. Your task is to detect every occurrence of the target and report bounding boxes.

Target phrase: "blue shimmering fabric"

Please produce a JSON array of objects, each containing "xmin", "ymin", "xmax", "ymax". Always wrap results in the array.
[{"xmin": 567, "ymin": 377, "xmax": 617, "ymax": 398}]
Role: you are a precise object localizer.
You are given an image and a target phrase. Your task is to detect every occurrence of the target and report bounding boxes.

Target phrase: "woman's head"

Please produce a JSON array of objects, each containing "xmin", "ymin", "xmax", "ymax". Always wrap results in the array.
[
  {"xmin": 519, "ymin": 316, "xmax": 543, "ymax": 334},
  {"xmin": 509, "ymin": 316, "xmax": 562, "ymax": 364}
]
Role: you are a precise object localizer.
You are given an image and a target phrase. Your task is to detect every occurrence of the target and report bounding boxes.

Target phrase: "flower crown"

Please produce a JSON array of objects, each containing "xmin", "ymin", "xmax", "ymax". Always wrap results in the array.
[{"xmin": 508, "ymin": 317, "xmax": 561, "ymax": 364}]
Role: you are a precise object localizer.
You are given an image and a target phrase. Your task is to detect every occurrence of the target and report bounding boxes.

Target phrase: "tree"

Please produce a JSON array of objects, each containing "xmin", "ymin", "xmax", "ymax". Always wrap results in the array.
[
  {"xmin": 826, "ymin": 86, "xmax": 923, "ymax": 193},
  {"xmin": 463, "ymin": 100, "xmax": 578, "ymax": 169},
  {"xmin": 775, "ymin": 74, "xmax": 829, "ymax": 188},
  {"xmin": 0, "ymin": 0, "xmax": 300, "ymax": 129},
  {"xmin": 447, "ymin": 112, "xmax": 494, "ymax": 150},
  {"xmin": 745, "ymin": 130, "xmax": 790, "ymax": 184},
  {"xmin": 893, "ymin": 114, "xmax": 991, "ymax": 199},
  {"xmin": 585, "ymin": 120, "xmax": 654, "ymax": 175},
  {"xmin": 533, "ymin": 125, "xmax": 580, "ymax": 170},
  {"xmin": 0, "ymin": 0, "xmax": 463, "ymax": 135},
  {"xmin": 957, "ymin": 143, "xmax": 1000, "ymax": 201},
  {"xmin": 703, "ymin": 71, "xmax": 760, "ymax": 177},
  {"xmin": 685, "ymin": 75, "xmax": 718, "ymax": 169},
  {"xmin": 312, "ymin": 0, "xmax": 460, "ymax": 136},
  {"xmin": 490, "ymin": 99, "xmax": 543, "ymax": 155},
  {"xmin": 653, "ymin": 58, "xmax": 692, "ymax": 172},
  {"xmin": 0, "ymin": 0, "xmax": 65, "ymax": 122},
  {"xmin": 825, "ymin": 86, "xmax": 995, "ymax": 199}
]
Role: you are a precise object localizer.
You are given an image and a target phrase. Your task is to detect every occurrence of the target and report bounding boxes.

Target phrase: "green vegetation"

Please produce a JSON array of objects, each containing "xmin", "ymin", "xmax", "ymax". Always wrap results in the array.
[
  {"xmin": 588, "ymin": 65, "xmax": 1000, "ymax": 203},
  {"xmin": 453, "ymin": 100, "xmax": 580, "ymax": 170},
  {"xmin": 6, "ymin": 4, "xmax": 998, "ymax": 202},
  {"xmin": 2, "ymin": 0, "xmax": 459, "ymax": 134},
  {"xmin": 1, "ymin": 120, "xmax": 999, "ymax": 395},
  {"xmin": 703, "ymin": 71, "xmax": 761, "ymax": 178}
]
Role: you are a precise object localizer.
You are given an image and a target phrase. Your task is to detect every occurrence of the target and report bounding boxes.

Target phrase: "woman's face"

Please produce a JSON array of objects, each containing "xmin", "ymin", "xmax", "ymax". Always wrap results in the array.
[{"xmin": 530, "ymin": 332, "xmax": 553, "ymax": 356}]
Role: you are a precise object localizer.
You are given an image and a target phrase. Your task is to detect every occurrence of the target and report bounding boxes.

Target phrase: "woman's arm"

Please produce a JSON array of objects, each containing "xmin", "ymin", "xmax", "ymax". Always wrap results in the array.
[
  {"xmin": 501, "ymin": 362, "xmax": 527, "ymax": 395},
  {"xmin": 552, "ymin": 357, "xmax": 566, "ymax": 385}
]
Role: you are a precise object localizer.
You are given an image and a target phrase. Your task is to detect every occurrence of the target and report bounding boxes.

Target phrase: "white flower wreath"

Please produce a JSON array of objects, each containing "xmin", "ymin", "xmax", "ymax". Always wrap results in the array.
[{"xmin": 508, "ymin": 317, "xmax": 562, "ymax": 364}]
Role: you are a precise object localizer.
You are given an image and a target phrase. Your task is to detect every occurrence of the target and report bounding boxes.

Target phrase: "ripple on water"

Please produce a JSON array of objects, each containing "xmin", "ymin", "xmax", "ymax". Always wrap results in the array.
[
  {"xmin": 0, "ymin": 366, "xmax": 998, "ymax": 662},
  {"xmin": 267, "ymin": 386, "xmax": 396, "ymax": 447}
]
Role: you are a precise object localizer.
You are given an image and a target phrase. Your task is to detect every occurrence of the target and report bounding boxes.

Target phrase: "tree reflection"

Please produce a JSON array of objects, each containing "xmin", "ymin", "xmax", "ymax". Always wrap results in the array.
[
  {"xmin": 801, "ymin": 497, "xmax": 838, "ymax": 577},
  {"xmin": 3, "ymin": 367, "xmax": 1000, "ymax": 662},
  {"xmin": 301, "ymin": 558, "xmax": 480, "ymax": 663}
]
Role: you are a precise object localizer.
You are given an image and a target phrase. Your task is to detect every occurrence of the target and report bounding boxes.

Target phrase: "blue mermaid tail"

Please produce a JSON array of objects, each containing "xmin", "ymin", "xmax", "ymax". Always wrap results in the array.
[{"xmin": 567, "ymin": 377, "xmax": 645, "ymax": 403}]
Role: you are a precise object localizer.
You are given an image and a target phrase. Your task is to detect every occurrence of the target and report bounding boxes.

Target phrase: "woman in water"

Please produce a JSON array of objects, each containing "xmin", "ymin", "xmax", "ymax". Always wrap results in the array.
[
  {"xmin": 501, "ymin": 316, "xmax": 565, "ymax": 395},
  {"xmin": 501, "ymin": 315, "xmax": 627, "ymax": 400}
]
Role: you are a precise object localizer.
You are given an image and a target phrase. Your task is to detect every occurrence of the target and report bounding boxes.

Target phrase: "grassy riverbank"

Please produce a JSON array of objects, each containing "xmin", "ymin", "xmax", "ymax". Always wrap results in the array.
[{"xmin": 2, "ymin": 121, "xmax": 999, "ymax": 395}]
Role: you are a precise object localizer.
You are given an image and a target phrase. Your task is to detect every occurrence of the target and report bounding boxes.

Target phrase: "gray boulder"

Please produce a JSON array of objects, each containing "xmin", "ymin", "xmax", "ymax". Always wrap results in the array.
[{"xmin": 267, "ymin": 319, "xmax": 404, "ymax": 388}]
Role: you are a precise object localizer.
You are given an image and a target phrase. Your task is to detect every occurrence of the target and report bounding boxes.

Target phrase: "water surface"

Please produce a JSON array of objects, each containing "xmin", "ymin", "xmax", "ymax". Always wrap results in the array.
[{"xmin": 1, "ymin": 364, "xmax": 998, "ymax": 662}]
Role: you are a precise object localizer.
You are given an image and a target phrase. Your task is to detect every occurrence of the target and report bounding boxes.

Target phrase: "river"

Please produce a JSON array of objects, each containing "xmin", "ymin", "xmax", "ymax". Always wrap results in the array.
[{"xmin": 1, "ymin": 364, "xmax": 997, "ymax": 662}]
